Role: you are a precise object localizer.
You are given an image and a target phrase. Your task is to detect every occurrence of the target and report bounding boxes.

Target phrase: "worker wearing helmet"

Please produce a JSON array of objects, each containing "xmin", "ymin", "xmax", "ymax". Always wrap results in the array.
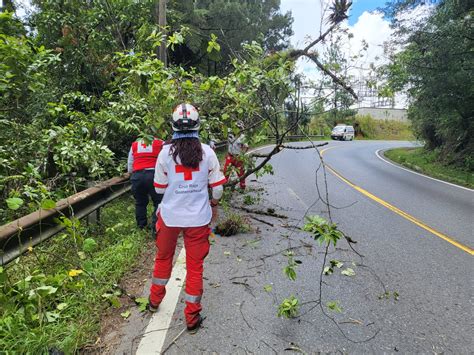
[
  {"xmin": 223, "ymin": 121, "xmax": 248, "ymax": 190},
  {"xmin": 149, "ymin": 103, "xmax": 226, "ymax": 333},
  {"xmin": 127, "ymin": 137, "xmax": 164, "ymax": 234}
]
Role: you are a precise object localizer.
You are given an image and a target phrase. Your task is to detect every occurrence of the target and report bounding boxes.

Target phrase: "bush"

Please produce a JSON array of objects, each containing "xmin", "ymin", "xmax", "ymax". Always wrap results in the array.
[{"xmin": 308, "ymin": 116, "xmax": 332, "ymax": 136}]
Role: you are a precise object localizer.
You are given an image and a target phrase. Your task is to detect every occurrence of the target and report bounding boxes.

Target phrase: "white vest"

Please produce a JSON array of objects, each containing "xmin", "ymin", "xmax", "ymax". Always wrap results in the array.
[{"xmin": 155, "ymin": 144, "xmax": 225, "ymax": 227}]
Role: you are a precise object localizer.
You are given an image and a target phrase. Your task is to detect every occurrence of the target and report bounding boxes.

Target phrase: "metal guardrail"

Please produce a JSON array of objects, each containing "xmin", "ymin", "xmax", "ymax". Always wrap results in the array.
[
  {"xmin": 0, "ymin": 176, "xmax": 130, "ymax": 266},
  {"xmin": 0, "ymin": 135, "xmax": 322, "ymax": 266},
  {"xmin": 276, "ymin": 135, "xmax": 324, "ymax": 139},
  {"xmin": 214, "ymin": 135, "xmax": 323, "ymax": 150}
]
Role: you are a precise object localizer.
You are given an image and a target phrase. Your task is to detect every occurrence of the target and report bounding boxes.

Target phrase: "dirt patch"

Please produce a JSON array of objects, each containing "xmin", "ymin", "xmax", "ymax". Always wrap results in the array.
[{"xmin": 83, "ymin": 239, "xmax": 156, "ymax": 354}]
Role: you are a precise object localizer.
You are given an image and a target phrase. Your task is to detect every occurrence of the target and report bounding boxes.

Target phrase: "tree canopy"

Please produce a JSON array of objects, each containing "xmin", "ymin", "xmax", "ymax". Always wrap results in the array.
[{"xmin": 0, "ymin": 0, "xmax": 356, "ymax": 225}]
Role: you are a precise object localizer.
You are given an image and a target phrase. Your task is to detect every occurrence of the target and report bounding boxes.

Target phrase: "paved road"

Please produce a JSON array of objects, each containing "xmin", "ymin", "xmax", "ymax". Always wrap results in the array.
[{"xmin": 118, "ymin": 140, "xmax": 473, "ymax": 354}]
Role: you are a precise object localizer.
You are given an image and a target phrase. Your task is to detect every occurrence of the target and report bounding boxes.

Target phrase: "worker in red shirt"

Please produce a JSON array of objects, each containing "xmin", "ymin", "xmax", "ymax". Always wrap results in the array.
[
  {"xmin": 127, "ymin": 137, "xmax": 164, "ymax": 234},
  {"xmin": 223, "ymin": 122, "xmax": 249, "ymax": 189},
  {"xmin": 149, "ymin": 103, "xmax": 226, "ymax": 334}
]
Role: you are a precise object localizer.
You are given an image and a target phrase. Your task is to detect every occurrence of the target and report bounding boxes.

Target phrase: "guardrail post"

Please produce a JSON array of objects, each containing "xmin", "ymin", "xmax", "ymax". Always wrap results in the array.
[{"xmin": 87, "ymin": 181, "xmax": 100, "ymax": 225}]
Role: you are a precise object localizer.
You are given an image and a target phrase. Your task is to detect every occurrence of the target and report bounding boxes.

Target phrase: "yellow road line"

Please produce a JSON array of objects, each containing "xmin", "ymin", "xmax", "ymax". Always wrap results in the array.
[
  {"xmin": 319, "ymin": 145, "xmax": 473, "ymax": 255},
  {"xmin": 320, "ymin": 146, "xmax": 338, "ymax": 155}
]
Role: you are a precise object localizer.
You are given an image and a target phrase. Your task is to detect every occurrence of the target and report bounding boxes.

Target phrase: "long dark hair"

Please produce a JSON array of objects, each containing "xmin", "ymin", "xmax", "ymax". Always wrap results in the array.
[{"xmin": 170, "ymin": 138, "xmax": 203, "ymax": 169}]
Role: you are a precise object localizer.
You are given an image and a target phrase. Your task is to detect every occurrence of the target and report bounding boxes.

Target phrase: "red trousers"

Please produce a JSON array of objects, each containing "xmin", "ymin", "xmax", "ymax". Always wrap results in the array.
[
  {"xmin": 149, "ymin": 215, "xmax": 210, "ymax": 326},
  {"xmin": 223, "ymin": 153, "xmax": 246, "ymax": 189}
]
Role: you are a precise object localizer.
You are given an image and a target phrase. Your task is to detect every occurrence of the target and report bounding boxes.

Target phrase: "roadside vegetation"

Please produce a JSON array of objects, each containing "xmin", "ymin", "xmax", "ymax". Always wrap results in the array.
[
  {"xmin": 383, "ymin": 1, "xmax": 472, "ymax": 169},
  {"xmin": 0, "ymin": 1, "xmax": 294, "ymax": 225},
  {"xmin": 0, "ymin": 0, "xmax": 357, "ymax": 351},
  {"xmin": 308, "ymin": 114, "xmax": 413, "ymax": 140},
  {"xmin": 354, "ymin": 115, "xmax": 413, "ymax": 140},
  {"xmin": 0, "ymin": 196, "xmax": 149, "ymax": 353},
  {"xmin": 384, "ymin": 148, "xmax": 473, "ymax": 189},
  {"xmin": 2, "ymin": 0, "xmax": 470, "ymax": 352}
]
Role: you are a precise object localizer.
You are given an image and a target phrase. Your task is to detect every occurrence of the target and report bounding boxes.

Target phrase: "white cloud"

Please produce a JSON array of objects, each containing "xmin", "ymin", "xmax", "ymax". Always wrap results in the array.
[
  {"xmin": 280, "ymin": 2, "xmax": 406, "ymax": 107},
  {"xmin": 280, "ymin": 0, "xmax": 331, "ymax": 48},
  {"xmin": 344, "ymin": 11, "xmax": 392, "ymax": 69}
]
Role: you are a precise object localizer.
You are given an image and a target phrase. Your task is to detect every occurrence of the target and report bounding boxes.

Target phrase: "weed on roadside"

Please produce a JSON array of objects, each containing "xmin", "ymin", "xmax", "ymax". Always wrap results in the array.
[
  {"xmin": 214, "ymin": 212, "xmax": 251, "ymax": 236},
  {"xmin": 0, "ymin": 195, "xmax": 147, "ymax": 353}
]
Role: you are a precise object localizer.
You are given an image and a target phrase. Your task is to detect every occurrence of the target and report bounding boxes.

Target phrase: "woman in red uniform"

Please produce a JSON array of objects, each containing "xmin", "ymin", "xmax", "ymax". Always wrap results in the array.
[{"xmin": 149, "ymin": 103, "xmax": 226, "ymax": 333}]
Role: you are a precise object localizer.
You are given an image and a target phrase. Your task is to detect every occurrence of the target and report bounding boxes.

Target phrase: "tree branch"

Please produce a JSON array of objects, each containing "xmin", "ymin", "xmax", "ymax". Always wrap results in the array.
[{"xmin": 305, "ymin": 52, "xmax": 358, "ymax": 99}]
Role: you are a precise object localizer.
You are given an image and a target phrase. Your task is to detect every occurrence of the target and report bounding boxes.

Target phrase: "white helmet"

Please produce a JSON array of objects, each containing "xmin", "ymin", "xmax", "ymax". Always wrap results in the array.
[{"xmin": 172, "ymin": 103, "xmax": 200, "ymax": 132}]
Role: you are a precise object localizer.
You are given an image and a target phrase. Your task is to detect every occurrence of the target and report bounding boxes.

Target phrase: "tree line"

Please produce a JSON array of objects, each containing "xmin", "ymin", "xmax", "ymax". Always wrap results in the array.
[
  {"xmin": 0, "ymin": 0, "xmax": 293, "ymax": 223},
  {"xmin": 384, "ymin": 0, "xmax": 473, "ymax": 169}
]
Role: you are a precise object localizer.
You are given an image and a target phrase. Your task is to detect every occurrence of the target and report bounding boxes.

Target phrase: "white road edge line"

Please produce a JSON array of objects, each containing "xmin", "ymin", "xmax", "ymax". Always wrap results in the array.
[
  {"xmin": 136, "ymin": 142, "xmax": 304, "ymax": 349},
  {"xmin": 375, "ymin": 149, "xmax": 473, "ymax": 192},
  {"xmin": 136, "ymin": 143, "xmax": 277, "ymax": 352},
  {"xmin": 136, "ymin": 248, "xmax": 187, "ymax": 354},
  {"xmin": 248, "ymin": 143, "xmax": 276, "ymax": 154}
]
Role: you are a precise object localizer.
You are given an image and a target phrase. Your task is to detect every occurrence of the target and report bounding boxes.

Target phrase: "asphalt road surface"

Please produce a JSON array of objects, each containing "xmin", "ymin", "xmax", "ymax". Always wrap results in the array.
[{"xmin": 117, "ymin": 140, "xmax": 473, "ymax": 354}]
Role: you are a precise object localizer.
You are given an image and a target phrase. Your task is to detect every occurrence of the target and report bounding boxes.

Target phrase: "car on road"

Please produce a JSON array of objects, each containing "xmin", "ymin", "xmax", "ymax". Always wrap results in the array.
[{"xmin": 331, "ymin": 125, "xmax": 354, "ymax": 141}]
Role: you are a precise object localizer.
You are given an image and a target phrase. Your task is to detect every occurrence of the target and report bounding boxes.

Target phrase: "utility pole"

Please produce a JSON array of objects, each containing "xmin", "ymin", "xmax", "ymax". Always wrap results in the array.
[{"xmin": 157, "ymin": 0, "xmax": 167, "ymax": 67}]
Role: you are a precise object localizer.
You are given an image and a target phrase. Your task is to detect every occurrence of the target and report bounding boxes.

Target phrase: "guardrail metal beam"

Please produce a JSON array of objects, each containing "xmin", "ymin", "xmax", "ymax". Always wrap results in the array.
[{"xmin": 0, "ymin": 176, "xmax": 130, "ymax": 266}]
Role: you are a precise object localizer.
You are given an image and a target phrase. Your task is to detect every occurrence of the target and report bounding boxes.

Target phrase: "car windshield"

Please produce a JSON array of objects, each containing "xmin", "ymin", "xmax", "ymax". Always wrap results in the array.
[{"xmin": 333, "ymin": 126, "xmax": 345, "ymax": 131}]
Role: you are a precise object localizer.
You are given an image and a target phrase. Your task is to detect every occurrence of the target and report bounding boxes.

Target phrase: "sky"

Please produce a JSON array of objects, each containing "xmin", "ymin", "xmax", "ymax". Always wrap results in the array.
[
  {"xmin": 280, "ymin": 0, "xmax": 401, "ymax": 107},
  {"xmin": 280, "ymin": 0, "xmax": 390, "ymax": 49},
  {"xmin": 348, "ymin": 0, "xmax": 388, "ymax": 25}
]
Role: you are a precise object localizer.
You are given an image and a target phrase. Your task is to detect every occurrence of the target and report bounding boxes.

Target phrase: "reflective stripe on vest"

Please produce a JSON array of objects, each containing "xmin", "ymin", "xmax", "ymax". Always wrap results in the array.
[
  {"xmin": 152, "ymin": 277, "xmax": 169, "ymax": 286},
  {"xmin": 184, "ymin": 292, "xmax": 202, "ymax": 304}
]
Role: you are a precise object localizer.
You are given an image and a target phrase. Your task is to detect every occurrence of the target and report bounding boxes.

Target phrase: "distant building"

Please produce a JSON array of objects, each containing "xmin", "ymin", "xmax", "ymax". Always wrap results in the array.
[
  {"xmin": 357, "ymin": 107, "xmax": 408, "ymax": 122},
  {"xmin": 0, "ymin": 0, "xmax": 14, "ymax": 12}
]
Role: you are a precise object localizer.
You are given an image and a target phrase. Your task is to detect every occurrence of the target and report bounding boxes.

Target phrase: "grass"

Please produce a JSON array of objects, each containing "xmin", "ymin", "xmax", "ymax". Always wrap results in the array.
[
  {"xmin": 0, "ymin": 195, "xmax": 149, "ymax": 353},
  {"xmin": 355, "ymin": 115, "xmax": 413, "ymax": 141},
  {"xmin": 309, "ymin": 114, "xmax": 414, "ymax": 141},
  {"xmin": 384, "ymin": 147, "xmax": 473, "ymax": 189}
]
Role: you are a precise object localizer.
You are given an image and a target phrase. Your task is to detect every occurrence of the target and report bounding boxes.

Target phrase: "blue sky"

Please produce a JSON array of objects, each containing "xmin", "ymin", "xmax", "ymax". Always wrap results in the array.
[{"xmin": 348, "ymin": 0, "xmax": 388, "ymax": 25}]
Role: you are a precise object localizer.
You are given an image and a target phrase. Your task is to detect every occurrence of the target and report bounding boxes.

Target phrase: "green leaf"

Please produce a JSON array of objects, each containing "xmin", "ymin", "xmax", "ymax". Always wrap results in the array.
[
  {"xmin": 326, "ymin": 300, "xmax": 342, "ymax": 313},
  {"xmin": 135, "ymin": 297, "xmax": 149, "ymax": 312},
  {"xmin": 341, "ymin": 268, "xmax": 355, "ymax": 277},
  {"xmin": 277, "ymin": 296, "xmax": 299, "ymax": 318},
  {"xmin": 56, "ymin": 303, "xmax": 68, "ymax": 311},
  {"xmin": 6, "ymin": 197, "xmax": 23, "ymax": 210},
  {"xmin": 263, "ymin": 284, "xmax": 273, "ymax": 292},
  {"xmin": 35, "ymin": 285, "xmax": 58, "ymax": 297},
  {"xmin": 284, "ymin": 265, "xmax": 297, "ymax": 281},
  {"xmin": 45, "ymin": 311, "xmax": 60, "ymax": 322},
  {"xmin": 83, "ymin": 238, "xmax": 98, "ymax": 252},
  {"xmin": 40, "ymin": 199, "xmax": 56, "ymax": 209},
  {"xmin": 102, "ymin": 293, "xmax": 121, "ymax": 308},
  {"xmin": 121, "ymin": 310, "xmax": 131, "ymax": 319},
  {"xmin": 323, "ymin": 266, "xmax": 333, "ymax": 275}
]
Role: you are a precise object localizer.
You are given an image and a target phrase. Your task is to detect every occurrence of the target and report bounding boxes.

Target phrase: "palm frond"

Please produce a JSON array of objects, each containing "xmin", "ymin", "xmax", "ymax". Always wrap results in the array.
[{"xmin": 328, "ymin": 0, "xmax": 352, "ymax": 24}]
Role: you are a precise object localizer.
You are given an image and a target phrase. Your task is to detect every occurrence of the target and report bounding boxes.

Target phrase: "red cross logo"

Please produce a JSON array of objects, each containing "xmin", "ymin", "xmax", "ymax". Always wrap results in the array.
[{"xmin": 175, "ymin": 165, "xmax": 200, "ymax": 181}]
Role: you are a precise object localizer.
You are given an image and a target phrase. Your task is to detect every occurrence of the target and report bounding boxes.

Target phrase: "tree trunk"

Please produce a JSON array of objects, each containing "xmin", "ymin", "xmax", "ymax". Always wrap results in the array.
[{"xmin": 156, "ymin": 0, "xmax": 167, "ymax": 66}]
